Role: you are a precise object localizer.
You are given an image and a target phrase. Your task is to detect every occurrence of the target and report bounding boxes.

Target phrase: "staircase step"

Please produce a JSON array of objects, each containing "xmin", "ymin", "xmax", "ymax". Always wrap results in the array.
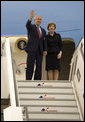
[
  {"xmin": 19, "ymin": 98, "xmax": 76, "ymax": 101},
  {"xmin": 18, "ymin": 88, "xmax": 73, "ymax": 94},
  {"xmin": 18, "ymin": 80, "xmax": 70, "ymax": 83},
  {"xmin": 22, "ymin": 106, "xmax": 79, "ymax": 113},
  {"xmin": 16, "ymin": 80, "xmax": 81, "ymax": 121},
  {"xmin": 27, "ymin": 113, "xmax": 81, "ymax": 121},
  {"xmin": 18, "ymin": 86, "xmax": 72, "ymax": 89},
  {"xmin": 17, "ymin": 81, "xmax": 72, "ymax": 88},
  {"xmin": 19, "ymin": 94, "xmax": 75, "ymax": 100},
  {"xmin": 19, "ymin": 92, "xmax": 74, "ymax": 95},
  {"xmin": 21, "ymin": 105, "xmax": 77, "ymax": 107},
  {"xmin": 18, "ymin": 82, "xmax": 72, "ymax": 88},
  {"xmin": 19, "ymin": 100, "xmax": 77, "ymax": 107}
]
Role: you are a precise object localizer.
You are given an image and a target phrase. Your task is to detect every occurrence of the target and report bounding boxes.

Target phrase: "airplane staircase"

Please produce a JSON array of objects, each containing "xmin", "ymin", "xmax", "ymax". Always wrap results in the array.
[
  {"xmin": 3, "ymin": 38, "xmax": 84, "ymax": 121},
  {"xmin": 17, "ymin": 80, "xmax": 81, "ymax": 121}
]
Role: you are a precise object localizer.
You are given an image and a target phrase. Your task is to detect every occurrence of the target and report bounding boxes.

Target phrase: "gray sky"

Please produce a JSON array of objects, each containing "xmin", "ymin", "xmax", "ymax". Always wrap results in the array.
[{"xmin": 1, "ymin": 1, "xmax": 84, "ymax": 46}]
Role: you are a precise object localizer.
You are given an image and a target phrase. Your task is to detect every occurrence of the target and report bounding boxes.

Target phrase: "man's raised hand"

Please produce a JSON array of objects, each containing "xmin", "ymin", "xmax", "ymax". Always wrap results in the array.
[{"xmin": 30, "ymin": 10, "xmax": 35, "ymax": 20}]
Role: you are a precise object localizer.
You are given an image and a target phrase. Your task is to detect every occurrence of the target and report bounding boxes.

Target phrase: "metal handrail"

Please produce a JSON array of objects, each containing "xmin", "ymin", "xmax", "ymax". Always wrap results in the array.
[
  {"xmin": 10, "ymin": 45, "xmax": 19, "ymax": 106},
  {"xmin": 5, "ymin": 37, "xmax": 19, "ymax": 106}
]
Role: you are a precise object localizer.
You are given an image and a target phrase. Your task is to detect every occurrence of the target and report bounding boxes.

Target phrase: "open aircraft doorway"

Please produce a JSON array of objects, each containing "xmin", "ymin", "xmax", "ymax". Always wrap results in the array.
[
  {"xmin": 59, "ymin": 38, "xmax": 75, "ymax": 80},
  {"xmin": 42, "ymin": 38, "xmax": 75, "ymax": 80}
]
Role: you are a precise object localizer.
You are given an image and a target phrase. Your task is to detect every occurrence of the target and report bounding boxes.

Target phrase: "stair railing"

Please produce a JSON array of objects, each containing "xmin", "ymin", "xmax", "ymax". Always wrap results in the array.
[{"xmin": 5, "ymin": 37, "xmax": 19, "ymax": 106}]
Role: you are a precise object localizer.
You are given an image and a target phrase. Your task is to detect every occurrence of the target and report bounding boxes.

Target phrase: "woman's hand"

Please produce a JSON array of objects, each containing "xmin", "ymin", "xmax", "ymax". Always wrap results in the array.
[
  {"xmin": 43, "ymin": 51, "xmax": 47, "ymax": 56},
  {"xmin": 57, "ymin": 51, "xmax": 62, "ymax": 59}
]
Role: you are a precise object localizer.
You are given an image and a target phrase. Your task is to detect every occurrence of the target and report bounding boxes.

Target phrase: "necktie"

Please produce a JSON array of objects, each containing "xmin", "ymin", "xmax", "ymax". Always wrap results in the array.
[{"xmin": 37, "ymin": 27, "xmax": 41, "ymax": 39}]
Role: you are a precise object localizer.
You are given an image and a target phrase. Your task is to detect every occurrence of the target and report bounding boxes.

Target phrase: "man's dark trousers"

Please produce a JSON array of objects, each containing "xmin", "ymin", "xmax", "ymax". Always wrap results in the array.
[{"xmin": 26, "ymin": 47, "xmax": 43, "ymax": 80}]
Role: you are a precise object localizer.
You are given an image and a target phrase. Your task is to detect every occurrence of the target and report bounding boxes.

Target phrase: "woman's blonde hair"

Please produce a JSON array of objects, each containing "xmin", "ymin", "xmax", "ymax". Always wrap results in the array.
[{"xmin": 47, "ymin": 22, "xmax": 56, "ymax": 30}]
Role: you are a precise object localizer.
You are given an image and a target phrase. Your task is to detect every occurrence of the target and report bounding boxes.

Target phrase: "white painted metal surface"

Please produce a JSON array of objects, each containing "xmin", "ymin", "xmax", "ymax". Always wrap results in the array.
[
  {"xmin": 28, "ymin": 113, "xmax": 80, "ymax": 121},
  {"xmin": 5, "ymin": 38, "xmax": 17, "ymax": 106},
  {"xmin": 69, "ymin": 37, "xmax": 84, "ymax": 120},
  {"xmin": 18, "ymin": 81, "xmax": 72, "ymax": 87},
  {"xmin": 1, "ymin": 57, "xmax": 9, "ymax": 98},
  {"xmin": 4, "ymin": 106, "xmax": 23, "ymax": 121},
  {"xmin": 18, "ymin": 88, "xmax": 73, "ymax": 94},
  {"xmin": 19, "ymin": 94, "xmax": 75, "ymax": 100},
  {"xmin": 17, "ymin": 80, "xmax": 81, "ymax": 121},
  {"xmin": 25, "ymin": 106, "xmax": 79, "ymax": 113}
]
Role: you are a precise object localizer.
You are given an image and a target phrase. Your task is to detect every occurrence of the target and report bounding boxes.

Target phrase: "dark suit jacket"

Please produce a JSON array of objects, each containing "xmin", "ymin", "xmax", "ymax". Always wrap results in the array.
[{"xmin": 25, "ymin": 19, "xmax": 47, "ymax": 54}]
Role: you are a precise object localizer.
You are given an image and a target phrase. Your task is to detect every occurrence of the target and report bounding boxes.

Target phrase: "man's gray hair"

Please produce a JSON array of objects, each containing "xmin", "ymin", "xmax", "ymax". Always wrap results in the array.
[{"xmin": 34, "ymin": 15, "xmax": 42, "ymax": 20}]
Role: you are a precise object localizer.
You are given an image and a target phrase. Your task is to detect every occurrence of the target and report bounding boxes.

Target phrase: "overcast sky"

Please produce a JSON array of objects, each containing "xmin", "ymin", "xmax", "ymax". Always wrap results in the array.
[{"xmin": 1, "ymin": 1, "xmax": 84, "ymax": 45}]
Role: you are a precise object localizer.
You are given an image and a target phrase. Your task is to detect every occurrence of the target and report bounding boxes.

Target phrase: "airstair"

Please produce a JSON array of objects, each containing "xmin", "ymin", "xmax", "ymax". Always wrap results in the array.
[
  {"xmin": 17, "ymin": 80, "xmax": 81, "ymax": 121},
  {"xmin": 3, "ymin": 37, "xmax": 84, "ymax": 121}
]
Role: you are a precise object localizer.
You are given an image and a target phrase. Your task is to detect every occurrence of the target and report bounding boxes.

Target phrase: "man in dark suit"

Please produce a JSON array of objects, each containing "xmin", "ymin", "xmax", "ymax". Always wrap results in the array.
[{"xmin": 25, "ymin": 10, "xmax": 47, "ymax": 80}]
